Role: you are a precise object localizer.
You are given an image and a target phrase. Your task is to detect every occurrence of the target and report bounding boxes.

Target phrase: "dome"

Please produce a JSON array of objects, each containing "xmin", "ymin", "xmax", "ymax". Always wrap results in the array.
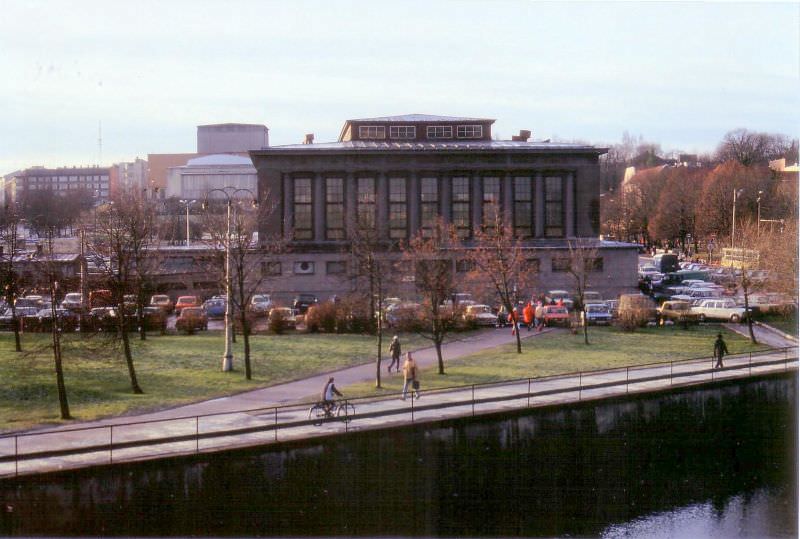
[{"xmin": 186, "ymin": 154, "xmax": 253, "ymax": 166}]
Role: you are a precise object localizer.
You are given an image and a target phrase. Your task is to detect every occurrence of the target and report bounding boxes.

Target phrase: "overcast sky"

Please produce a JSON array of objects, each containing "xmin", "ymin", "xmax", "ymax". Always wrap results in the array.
[{"xmin": 1, "ymin": 1, "xmax": 798, "ymax": 174}]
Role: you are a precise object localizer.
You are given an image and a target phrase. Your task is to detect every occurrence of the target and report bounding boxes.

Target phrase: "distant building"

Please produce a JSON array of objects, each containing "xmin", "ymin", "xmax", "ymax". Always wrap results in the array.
[
  {"xmin": 165, "ymin": 154, "xmax": 257, "ymax": 200},
  {"xmin": 250, "ymin": 113, "xmax": 640, "ymax": 301},
  {"xmin": 14, "ymin": 166, "xmax": 111, "ymax": 207},
  {"xmin": 110, "ymin": 158, "xmax": 148, "ymax": 194},
  {"xmin": 197, "ymin": 123, "xmax": 269, "ymax": 154}
]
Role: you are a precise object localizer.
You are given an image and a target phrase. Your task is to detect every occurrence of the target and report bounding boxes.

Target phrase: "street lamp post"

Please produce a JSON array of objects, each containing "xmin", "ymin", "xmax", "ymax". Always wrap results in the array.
[
  {"xmin": 756, "ymin": 190, "xmax": 763, "ymax": 233},
  {"xmin": 203, "ymin": 187, "xmax": 258, "ymax": 372},
  {"xmin": 731, "ymin": 188, "xmax": 744, "ymax": 248},
  {"xmin": 179, "ymin": 199, "xmax": 197, "ymax": 246}
]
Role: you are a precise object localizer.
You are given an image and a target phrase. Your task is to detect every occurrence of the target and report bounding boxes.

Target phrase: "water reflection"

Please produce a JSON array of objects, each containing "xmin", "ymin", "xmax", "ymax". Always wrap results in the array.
[{"xmin": 602, "ymin": 487, "xmax": 796, "ymax": 539}]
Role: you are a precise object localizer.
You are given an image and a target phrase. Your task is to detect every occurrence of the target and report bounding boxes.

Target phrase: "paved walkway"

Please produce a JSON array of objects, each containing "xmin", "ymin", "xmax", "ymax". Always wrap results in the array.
[{"xmin": 1, "ymin": 323, "xmax": 796, "ymax": 478}]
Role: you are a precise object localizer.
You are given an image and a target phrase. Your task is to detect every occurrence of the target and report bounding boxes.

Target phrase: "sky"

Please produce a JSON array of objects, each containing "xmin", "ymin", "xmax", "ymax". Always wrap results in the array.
[{"xmin": 1, "ymin": 0, "xmax": 798, "ymax": 175}]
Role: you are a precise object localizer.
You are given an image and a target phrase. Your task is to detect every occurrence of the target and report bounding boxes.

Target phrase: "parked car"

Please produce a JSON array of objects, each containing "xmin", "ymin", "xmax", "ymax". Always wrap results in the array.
[
  {"xmin": 203, "ymin": 298, "xmax": 226, "ymax": 319},
  {"xmin": 87, "ymin": 307, "xmax": 119, "ymax": 332},
  {"xmin": 175, "ymin": 306, "xmax": 208, "ymax": 333},
  {"xmin": 89, "ymin": 289, "xmax": 113, "ymax": 308},
  {"xmin": 542, "ymin": 305, "xmax": 570, "ymax": 327},
  {"xmin": 14, "ymin": 297, "xmax": 43, "ymax": 310},
  {"xmin": 652, "ymin": 253, "xmax": 680, "ymax": 274},
  {"xmin": 61, "ymin": 292, "xmax": 84, "ymax": 312},
  {"xmin": 545, "ymin": 290, "xmax": 574, "ymax": 310},
  {"xmin": 36, "ymin": 308, "xmax": 80, "ymax": 332},
  {"xmin": 692, "ymin": 298, "xmax": 749, "ymax": 323},
  {"xmin": 581, "ymin": 291, "xmax": 604, "ymax": 306},
  {"xmin": 140, "ymin": 306, "xmax": 167, "ymax": 333},
  {"xmin": 386, "ymin": 302, "xmax": 422, "ymax": 328},
  {"xmin": 247, "ymin": 294, "xmax": 273, "ymax": 316},
  {"xmin": 149, "ymin": 294, "xmax": 174, "ymax": 314},
  {"xmin": 174, "ymin": 295, "xmax": 200, "ymax": 315},
  {"xmin": 746, "ymin": 293, "xmax": 797, "ymax": 315},
  {"xmin": 584, "ymin": 303, "xmax": 613, "ymax": 325},
  {"xmin": 292, "ymin": 294, "xmax": 319, "ymax": 314},
  {"xmin": 670, "ymin": 287, "xmax": 723, "ymax": 304},
  {"xmin": 0, "ymin": 306, "xmax": 38, "ymax": 330},
  {"xmin": 267, "ymin": 307, "xmax": 297, "ymax": 329},
  {"xmin": 463, "ymin": 304, "xmax": 498, "ymax": 327},
  {"xmin": 658, "ymin": 301, "xmax": 700, "ymax": 324},
  {"xmin": 605, "ymin": 299, "xmax": 620, "ymax": 317}
]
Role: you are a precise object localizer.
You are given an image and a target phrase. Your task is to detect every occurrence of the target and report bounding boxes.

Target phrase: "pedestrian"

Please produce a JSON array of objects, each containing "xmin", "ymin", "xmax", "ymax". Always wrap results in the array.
[
  {"xmin": 713, "ymin": 333, "xmax": 729, "ymax": 369},
  {"xmin": 510, "ymin": 307, "xmax": 519, "ymax": 336},
  {"xmin": 535, "ymin": 301, "xmax": 544, "ymax": 332},
  {"xmin": 523, "ymin": 302, "xmax": 534, "ymax": 331},
  {"xmin": 388, "ymin": 335, "xmax": 401, "ymax": 373},
  {"xmin": 401, "ymin": 351, "xmax": 420, "ymax": 400}
]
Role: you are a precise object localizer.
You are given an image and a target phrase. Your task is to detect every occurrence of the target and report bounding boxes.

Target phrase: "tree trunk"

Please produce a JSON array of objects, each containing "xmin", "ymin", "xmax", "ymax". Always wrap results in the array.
[
  {"xmin": 242, "ymin": 312, "xmax": 252, "ymax": 380},
  {"xmin": 434, "ymin": 337, "xmax": 445, "ymax": 375},
  {"xmin": 515, "ymin": 320, "xmax": 522, "ymax": 353},
  {"xmin": 51, "ymin": 306, "xmax": 71, "ymax": 420},
  {"xmin": 583, "ymin": 313, "xmax": 589, "ymax": 345},
  {"xmin": 11, "ymin": 307, "xmax": 21, "ymax": 352},
  {"xmin": 742, "ymin": 282, "xmax": 757, "ymax": 344},
  {"xmin": 120, "ymin": 315, "xmax": 144, "ymax": 394}
]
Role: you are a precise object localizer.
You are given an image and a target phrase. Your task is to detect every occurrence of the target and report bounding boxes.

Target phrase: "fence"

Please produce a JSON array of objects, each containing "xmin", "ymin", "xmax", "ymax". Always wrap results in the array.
[{"xmin": 1, "ymin": 346, "xmax": 796, "ymax": 478}]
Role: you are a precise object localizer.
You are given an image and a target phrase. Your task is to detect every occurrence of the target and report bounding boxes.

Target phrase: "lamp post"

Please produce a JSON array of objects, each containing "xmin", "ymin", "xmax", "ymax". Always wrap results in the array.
[
  {"xmin": 179, "ymin": 199, "xmax": 197, "ymax": 246},
  {"xmin": 203, "ymin": 187, "xmax": 258, "ymax": 372},
  {"xmin": 756, "ymin": 190, "xmax": 763, "ymax": 233},
  {"xmin": 731, "ymin": 188, "xmax": 744, "ymax": 248}
]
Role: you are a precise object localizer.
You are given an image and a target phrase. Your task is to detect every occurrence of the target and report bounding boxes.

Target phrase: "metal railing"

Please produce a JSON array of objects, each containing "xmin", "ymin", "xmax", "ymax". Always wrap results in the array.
[{"xmin": 0, "ymin": 346, "xmax": 796, "ymax": 478}]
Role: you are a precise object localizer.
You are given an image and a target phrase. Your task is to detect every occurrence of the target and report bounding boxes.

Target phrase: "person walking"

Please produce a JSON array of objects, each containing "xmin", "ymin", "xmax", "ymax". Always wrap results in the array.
[
  {"xmin": 401, "ymin": 351, "xmax": 420, "ymax": 400},
  {"xmin": 713, "ymin": 333, "xmax": 729, "ymax": 369},
  {"xmin": 535, "ymin": 301, "xmax": 544, "ymax": 332},
  {"xmin": 523, "ymin": 302, "xmax": 534, "ymax": 331},
  {"xmin": 388, "ymin": 335, "xmax": 402, "ymax": 373}
]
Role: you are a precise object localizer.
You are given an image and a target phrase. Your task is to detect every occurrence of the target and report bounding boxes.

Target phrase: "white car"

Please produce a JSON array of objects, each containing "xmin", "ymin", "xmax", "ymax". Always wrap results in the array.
[
  {"xmin": 671, "ymin": 288, "xmax": 723, "ymax": 304},
  {"xmin": 248, "ymin": 294, "xmax": 273, "ymax": 316},
  {"xmin": 692, "ymin": 298, "xmax": 749, "ymax": 323},
  {"xmin": 463, "ymin": 304, "xmax": 498, "ymax": 327}
]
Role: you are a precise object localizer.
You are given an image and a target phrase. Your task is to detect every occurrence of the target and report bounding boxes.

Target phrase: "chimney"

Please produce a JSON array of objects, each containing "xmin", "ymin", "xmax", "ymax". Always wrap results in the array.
[
  {"xmin": 511, "ymin": 129, "xmax": 531, "ymax": 142},
  {"xmin": 303, "ymin": 133, "xmax": 314, "ymax": 144}
]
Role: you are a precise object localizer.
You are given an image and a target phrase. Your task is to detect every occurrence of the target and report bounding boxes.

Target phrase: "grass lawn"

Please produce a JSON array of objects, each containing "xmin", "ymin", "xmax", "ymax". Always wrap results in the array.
[
  {"xmin": 758, "ymin": 312, "xmax": 799, "ymax": 338},
  {"xmin": 343, "ymin": 324, "xmax": 769, "ymax": 397},
  {"xmin": 0, "ymin": 330, "xmax": 430, "ymax": 432}
]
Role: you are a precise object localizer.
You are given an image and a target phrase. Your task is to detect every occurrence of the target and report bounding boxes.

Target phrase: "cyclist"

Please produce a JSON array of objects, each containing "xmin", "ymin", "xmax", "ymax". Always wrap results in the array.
[{"xmin": 321, "ymin": 376, "xmax": 343, "ymax": 417}]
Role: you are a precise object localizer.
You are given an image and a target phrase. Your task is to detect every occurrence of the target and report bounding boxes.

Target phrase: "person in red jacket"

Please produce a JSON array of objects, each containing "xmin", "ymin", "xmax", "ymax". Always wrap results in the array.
[{"xmin": 522, "ymin": 302, "xmax": 534, "ymax": 331}]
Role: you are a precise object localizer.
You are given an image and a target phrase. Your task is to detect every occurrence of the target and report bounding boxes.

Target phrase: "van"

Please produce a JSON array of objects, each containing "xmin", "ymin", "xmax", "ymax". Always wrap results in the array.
[{"xmin": 652, "ymin": 253, "xmax": 679, "ymax": 274}]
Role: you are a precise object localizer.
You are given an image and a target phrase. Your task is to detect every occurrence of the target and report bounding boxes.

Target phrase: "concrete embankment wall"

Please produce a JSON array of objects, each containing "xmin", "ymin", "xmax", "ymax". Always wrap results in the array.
[{"xmin": 1, "ymin": 373, "xmax": 796, "ymax": 537}]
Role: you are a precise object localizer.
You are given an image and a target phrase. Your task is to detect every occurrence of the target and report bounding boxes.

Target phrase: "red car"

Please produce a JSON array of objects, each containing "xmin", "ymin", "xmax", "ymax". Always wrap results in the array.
[
  {"xmin": 175, "ymin": 307, "xmax": 208, "ymax": 334},
  {"xmin": 174, "ymin": 295, "xmax": 200, "ymax": 315},
  {"xmin": 542, "ymin": 305, "xmax": 570, "ymax": 327}
]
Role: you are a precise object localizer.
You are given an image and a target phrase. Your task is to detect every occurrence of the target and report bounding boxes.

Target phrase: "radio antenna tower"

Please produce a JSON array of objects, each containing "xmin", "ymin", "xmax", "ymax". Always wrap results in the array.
[{"xmin": 97, "ymin": 120, "xmax": 102, "ymax": 166}]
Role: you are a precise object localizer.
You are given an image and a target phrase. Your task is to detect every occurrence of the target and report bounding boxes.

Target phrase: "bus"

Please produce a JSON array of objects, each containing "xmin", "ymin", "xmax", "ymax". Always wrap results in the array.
[{"xmin": 721, "ymin": 248, "xmax": 759, "ymax": 269}]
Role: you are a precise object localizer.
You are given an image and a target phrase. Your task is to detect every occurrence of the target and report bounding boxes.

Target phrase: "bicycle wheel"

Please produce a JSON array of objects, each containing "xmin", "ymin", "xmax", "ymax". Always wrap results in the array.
[
  {"xmin": 308, "ymin": 403, "xmax": 327, "ymax": 426},
  {"xmin": 336, "ymin": 402, "xmax": 356, "ymax": 423}
]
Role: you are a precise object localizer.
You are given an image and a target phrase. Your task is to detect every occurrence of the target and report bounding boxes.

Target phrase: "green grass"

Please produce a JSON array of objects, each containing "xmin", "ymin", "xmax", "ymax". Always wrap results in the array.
[
  {"xmin": 758, "ymin": 312, "xmax": 799, "ymax": 337},
  {"xmin": 0, "ymin": 330, "xmax": 430, "ymax": 432},
  {"xmin": 343, "ymin": 325, "xmax": 768, "ymax": 397}
]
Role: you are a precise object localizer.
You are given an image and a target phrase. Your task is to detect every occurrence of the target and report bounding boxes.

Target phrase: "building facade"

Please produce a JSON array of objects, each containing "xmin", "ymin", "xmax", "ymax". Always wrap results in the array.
[
  {"xmin": 165, "ymin": 154, "xmax": 257, "ymax": 200},
  {"xmin": 14, "ymin": 166, "xmax": 111, "ymax": 207},
  {"xmin": 248, "ymin": 114, "xmax": 638, "ymax": 301},
  {"xmin": 197, "ymin": 123, "xmax": 269, "ymax": 154}
]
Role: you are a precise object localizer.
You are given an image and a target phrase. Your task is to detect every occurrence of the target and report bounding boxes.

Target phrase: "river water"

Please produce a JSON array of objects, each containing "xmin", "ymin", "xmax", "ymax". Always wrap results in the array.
[{"xmin": 1, "ymin": 377, "xmax": 796, "ymax": 537}]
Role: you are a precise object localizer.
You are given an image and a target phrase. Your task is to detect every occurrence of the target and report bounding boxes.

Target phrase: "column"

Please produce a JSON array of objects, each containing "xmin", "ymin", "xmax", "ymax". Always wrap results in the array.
[
  {"xmin": 313, "ymin": 172, "xmax": 325, "ymax": 241},
  {"xmin": 376, "ymin": 172, "xmax": 389, "ymax": 239},
  {"xmin": 565, "ymin": 171, "xmax": 575, "ymax": 238},
  {"xmin": 502, "ymin": 173, "xmax": 513, "ymax": 228},
  {"xmin": 282, "ymin": 173, "xmax": 293, "ymax": 241},
  {"xmin": 534, "ymin": 172, "xmax": 544, "ymax": 237},
  {"xmin": 408, "ymin": 171, "xmax": 420, "ymax": 238},
  {"xmin": 472, "ymin": 173, "xmax": 482, "ymax": 235}
]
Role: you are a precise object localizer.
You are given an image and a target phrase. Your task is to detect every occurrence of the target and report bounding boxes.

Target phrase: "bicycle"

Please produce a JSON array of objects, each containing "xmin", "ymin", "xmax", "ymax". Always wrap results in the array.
[{"xmin": 308, "ymin": 399, "xmax": 356, "ymax": 426}]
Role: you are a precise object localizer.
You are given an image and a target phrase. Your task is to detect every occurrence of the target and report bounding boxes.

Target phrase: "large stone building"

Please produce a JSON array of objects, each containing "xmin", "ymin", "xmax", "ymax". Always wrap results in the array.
[
  {"xmin": 13, "ymin": 165, "xmax": 112, "ymax": 206},
  {"xmin": 165, "ymin": 154, "xmax": 257, "ymax": 200},
  {"xmin": 249, "ymin": 114, "xmax": 639, "ymax": 302}
]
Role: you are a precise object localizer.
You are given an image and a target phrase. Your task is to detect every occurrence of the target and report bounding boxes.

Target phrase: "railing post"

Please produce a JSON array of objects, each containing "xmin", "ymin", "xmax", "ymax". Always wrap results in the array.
[
  {"xmin": 15, "ymin": 435, "xmax": 18, "ymax": 477},
  {"xmin": 471, "ymin": 385, "xmax": 476, "ymax": 416},
  {"xmin": 344, "ymin": 399, "xmax": 349, "ymax": 433},
  {"xmin": 411, "ymin": 393, "xmax": 415, "ymax": 422},
  {"xmin": 196, "ymin": 416, "xmax": 199, "ymax": 454},
  {"xmin": 670, "ymin": 362, "xmax": 673, "ymax": 386},
  {"xmin": 626, "ymin": 367, "xmax": 629, "ymax": 393},
  {"xmin": 109, "ymin": 425, "xmax": 113, "ymax": 465},
  {"xmin": 527, "ymin": 378, "xmax": 531, "ymax": 408},
  {"xmin": 749, "ymin": 352, "xmax": 752, "ymax": 377},
  {"xmin": 579, "ymin": 372, "xmax": 582, "ymax": 401},
  {"xmin": 274, "ymin": 408, "xmax": 278, "ymax": 442}
]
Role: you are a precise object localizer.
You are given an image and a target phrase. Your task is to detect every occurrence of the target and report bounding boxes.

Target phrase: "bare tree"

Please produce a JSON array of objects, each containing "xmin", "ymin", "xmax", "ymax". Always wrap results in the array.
[
  {"xmin": 86, "ymin": 189, "xmax": 155, "ymax": 394},
  {"xmin": 464, "ymin": 216, "xmax": 536, "ymax": 353},
  {"xmin": 202, "ymin": 195, "xmax": 282, "ymax": 380},
  {"xmin": 566, "ymin": 239, "xmax": 600, "ymax": 345},
  {"xmin": 400, "ymin": 219, "xmax": 461, "ymax": 375},
  {"xmin": 648, "ymin": 167, "xmax": 702, "ymax": 252},
  {"xmin": 348, "ymin": 223, "xmax": 392, "ymax": 388},
  {"xmin": 716, "ymin": 129, "xmax": 796, "ymax": 167},
  {"xmin": 0, "ymin": 205, "xmax": 23, "ymax": 351}
]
